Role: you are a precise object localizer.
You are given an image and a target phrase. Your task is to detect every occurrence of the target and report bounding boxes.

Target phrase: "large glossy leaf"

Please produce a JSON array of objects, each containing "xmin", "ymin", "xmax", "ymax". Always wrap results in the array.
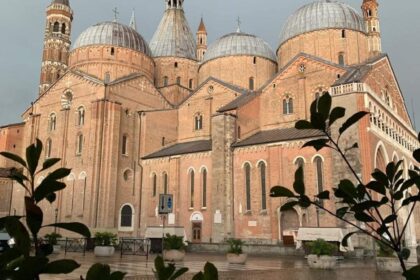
[
  {"xmin": 329, "ymin": 107, "xmax": 346, "ymax": 127},
  {"xmin": 42, "ymin": 259, "xmax": 80, "ymax": 274},
  {"xmin": 280, "ymin": 201, "xmax": 299, "ymax": 212},
  {"xmin": 403, "ymin": 264, "xmax": 420, "ymax": 280},
  {"xmin": 402, "ymin": 196, "xmax": 420, "ymax": 207},
  {"xmin": 401, "ymin": 248, "xmax": 411, "ymax": 261},
  {"xmin": 383, "ymin": 214, "xmax": 397, "ymax": 224},
  {"xmin": 86, "ymin": 263, "xmax": 111, "ymax": 280},
  {"xmin": 25, "ymin": 197, "xmax": 43, "ymax": 236},
  {"xmin": 310, "ymin": 112, "xmax": 326, "ymax": 131},
  {"xmin": 298, "ymin": 195, "xmax": 311, "ymax": 208},
  {"xmin": 351, "ymin": 201, "xmax": 383, "ymax": 213},
  {"xmin": 295, "ymin": 120, "xmax": 313, "ymax": 130},
  {"xmin": 371, "ymin": 170, "xmax": 389, "ymax": 187},
  {"xmin": 365, "ymin": 181, "xmax": 386, "ymax": 196},
  {"xmin": 339, "ymin": 111, "xmax": 369, "ymax": 135},
  {"xmin": 43, "ymin": 223, "xmax": 91, "ymax": 238},
  {"xmin": 0, "ymin": 152, "xmax": 27, "ymax": 168},
  {"xmin": 41, "ymin": 158, "xmax": 61, "ymax": 172},
  {"xmin": 341, "ymin": 231, "xmax": 359, "ymax": 247},
  {"xmin": 44, "ymin": 168, "xmax": 71, "ymax": 182},
  {"xmin": 302, "ymin": 139, "xmax": 329, "ymax": 151},
  {"xmin": 354, "ymin": 212, "xmax": 375, "ymax": 223},
  {"xmin": 4, "ymin": 217, "xmax": 31, "ymax": 256},
  {"xmin": 34, "ymin": 180, "xmax": 66, "ymax": 203},
  {"xmin": 317, "ymin": 93, "xmax": 332, "ymax": 121},
  {"xmin": 337, "ymin": 180, "xmax": 358, "ymax": 201},
  {"xmin": 110, "ymin": 271, "xmax": 127, "ymax": 280},
  {"xmin": 293, "ymin": 180, "xmax": 305, "ymax": 196},
  {"xmin": 316, "ymin": 191, "xmax": 330, "ymax": 200},
  {"xmin": 26, "ymin": 139, "xmax": 43, "ymax": 176},
  {"xmin": 13, "ymin": 256, "xmax": 49, "ymax": 279},
  {"xmin": 414, "ymin": 149, "xmax": 420, "ymax": 164},
  {"xmin": 270, "ymin": 186, "xmax": 295, "ymax": 198}
]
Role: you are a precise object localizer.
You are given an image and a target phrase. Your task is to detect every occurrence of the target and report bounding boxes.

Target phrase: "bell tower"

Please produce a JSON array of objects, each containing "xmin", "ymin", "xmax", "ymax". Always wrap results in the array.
[
  {"xmin": 39, "ymin": 0, "xmax": 73, "ymax": 95},
  {"xmin": 362, "ymin": 0, "xmax": 382, "ymax": 57},
  {"xmin": 196, "ymin": 18, "xmax": 207, "ymax": 61}
]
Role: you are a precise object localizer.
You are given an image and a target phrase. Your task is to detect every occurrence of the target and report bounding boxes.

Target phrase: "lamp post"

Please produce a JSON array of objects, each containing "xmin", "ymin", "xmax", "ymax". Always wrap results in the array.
[{"xmin": 54, "ymin": 208, "xmax": 58, "ymax": 234}]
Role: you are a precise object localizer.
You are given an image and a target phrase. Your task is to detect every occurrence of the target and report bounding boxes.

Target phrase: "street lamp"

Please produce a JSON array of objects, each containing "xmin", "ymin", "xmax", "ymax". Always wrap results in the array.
[{"xmin": 54, "ymin": 208, "xmax": 58, "ymax": 233}]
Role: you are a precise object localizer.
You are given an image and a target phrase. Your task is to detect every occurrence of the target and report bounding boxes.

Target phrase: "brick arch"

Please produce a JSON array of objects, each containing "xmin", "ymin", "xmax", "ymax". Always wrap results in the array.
[{"xmin": 374, "ymin": 142, "xmax": 388, "ymax": 172}]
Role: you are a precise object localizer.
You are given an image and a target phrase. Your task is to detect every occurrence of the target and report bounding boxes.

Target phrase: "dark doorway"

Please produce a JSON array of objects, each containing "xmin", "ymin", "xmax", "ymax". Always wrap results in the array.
[{"xmin": 192, "ymin": 222, "xmax": 202, "ymax": 243}]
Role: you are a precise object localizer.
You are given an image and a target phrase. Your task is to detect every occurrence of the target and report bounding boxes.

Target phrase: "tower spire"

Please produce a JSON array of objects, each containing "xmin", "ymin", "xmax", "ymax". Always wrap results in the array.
[
  {"xmin": 196, "ymin": 17, "xmax": 207, "ymax": 61},
  {"xmin": 39, "ymin": 0, "xmax": 73, "ymax": 95},
  {"xmin": 236, "ymin": 17, "xmax": 242, "ymax": 33},
  {"xmin": 129, "ymin": 9, "xmax": 137, "ymax": 30},
  {"xmin": 362, "ymin": 0, "xmax": 382, "ymax": 57}
]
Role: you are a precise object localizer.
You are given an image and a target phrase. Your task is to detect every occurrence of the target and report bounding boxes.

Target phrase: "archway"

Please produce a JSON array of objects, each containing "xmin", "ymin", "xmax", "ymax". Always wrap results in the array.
[{"xmin": 280, "ymin": 208, "xmax": 299, "ymax": 246}]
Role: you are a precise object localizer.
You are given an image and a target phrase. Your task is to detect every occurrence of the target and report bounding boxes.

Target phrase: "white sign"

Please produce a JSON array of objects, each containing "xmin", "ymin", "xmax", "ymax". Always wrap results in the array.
[
  {"xmin": 159, "ymin": 194, "xmax": 174, "ymax": 214},
  {"xmin": 214, "ymin": 210, "xmax": 222, "ymax": 224}
]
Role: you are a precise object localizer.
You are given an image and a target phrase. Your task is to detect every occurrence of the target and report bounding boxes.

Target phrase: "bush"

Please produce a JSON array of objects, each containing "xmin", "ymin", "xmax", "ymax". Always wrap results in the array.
[
  {"xmin": 45, "ymin": 232, "xmax": 62, "ymax": 245},
  {"xmin": 94, "ymin": 232, "xmax": 118, "ymax": 247},
  {"xmin": 307, "ymin": 239, "xmax": 335, "ymax": 257},
  {"xmin": 227, "ymin": 238, "xmax": 245, "ymax": 255},
  {"xmin": 163, "ymin": 234, "xmax": 185, "ymax": 250}
]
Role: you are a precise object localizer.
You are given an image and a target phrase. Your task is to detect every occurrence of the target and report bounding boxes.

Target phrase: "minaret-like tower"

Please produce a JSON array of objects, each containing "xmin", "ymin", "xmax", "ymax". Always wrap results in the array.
[
  {"xmin": 196, "ymin": 18, "xmax": 207, "ymax": 61},
  {"xmin": 362, "ymin": 0, "xmax": 382, "ymax": 57},
  {"xmin": 39, "ymin": 0, "xmax": 73, "ymax": 95}
]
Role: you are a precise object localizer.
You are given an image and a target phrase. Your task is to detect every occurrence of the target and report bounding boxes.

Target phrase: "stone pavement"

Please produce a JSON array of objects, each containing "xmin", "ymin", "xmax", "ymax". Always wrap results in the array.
[{"xmin": 42, "ymin": 253, "xmax": 403, "ymax": 280}]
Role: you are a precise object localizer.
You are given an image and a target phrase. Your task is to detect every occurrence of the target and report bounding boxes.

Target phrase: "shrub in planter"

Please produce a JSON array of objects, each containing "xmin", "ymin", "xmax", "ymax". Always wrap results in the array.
[
  {"xmin": 376, "ymin": 241, "xmax": 401, "ymax": 272},
  {"xmin": 163, "ymin": 234, "xmax": 186, "ymax": 262},
  {"xmin": 45, "ymin": 233, "xmax": 62, "ymax": 254},
  {"xmin": 94, "ymin": 232, "xmax": 118, "ymax": 257},
  {"xmin": 307, "ymin": 239, "xmax": 337, "ymax": 269},
  {"xmin": 226, "ymin": 239, "xmax": 247, "ymax": 264}
]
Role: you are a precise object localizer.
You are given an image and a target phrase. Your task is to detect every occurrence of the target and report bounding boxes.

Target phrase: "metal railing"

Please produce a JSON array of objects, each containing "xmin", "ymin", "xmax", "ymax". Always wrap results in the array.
[
  {"xmin": 120, "ymin": 238, "xmax": 150, "ymax": 260},
  {"xmin": 64, "ymin": 238, "xmax": 90, "ymax": 256}
]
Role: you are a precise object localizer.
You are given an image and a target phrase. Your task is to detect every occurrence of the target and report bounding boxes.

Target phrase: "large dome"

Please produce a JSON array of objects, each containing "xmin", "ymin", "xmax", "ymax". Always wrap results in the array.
[
  {"xmin": 203, "ymin": 32, "xmax": 277, "ymax": 64},
  {"xmin": 279, "ymin": 0, "xmax": 366, "ymax": 46},
  {"xmin": 73, "ymin": 21, "xmax": 152, "ymax": 56}
]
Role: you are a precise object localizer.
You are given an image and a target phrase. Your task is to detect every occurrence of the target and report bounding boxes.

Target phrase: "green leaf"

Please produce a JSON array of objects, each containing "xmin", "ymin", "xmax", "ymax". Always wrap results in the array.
[
  {"xmin": 280, "ymin": 201, "xmax": 299, "ymax": 212},
  {"xmin": 293, "ymin": 180, "xmax": 305, "ymax": 196},
  {"xmin": 0, "ymin": 152, "xmax": 27, "ymax": 168},
  {"xmin": 385, "ymin": 162, "xmax": 396, "ymax": 182},
  {"xmin": 34, "ymin": 180, "xmax": 66, "ymax": 203},
  {"xmin": 317, "ymin": 93, "xmax": 332, "ymax": 121},
  {"xmin": 43, "ymin": 222, "xmax": 91, "ymax": 238},
  {"xmin": 25, "ymin": 196, "xmax": 43, "ymax": 236},
  {"xmin": 46, "ymin": 193, "xmax": 57, "ymax": 203},
  {"xmin": 14, "ymin": 256, "xmax": 49, "ymax": 279},
  {"xmin": 371, "ymin": 170, "xmax": 389, "ymax": 187},
  {"xmin": 202, "ymin": 262, "xmax": 218, "ymax": 280},
  {"xmin": 310, "ymin": 112, "xmax": 326, "ymax": 131},
  {"xmin": 316, "ymin": 191, "xmax": 330, "ymax": 200},
  {"xmin": 414, "ymin": 149, "xmax": 420, "ymax": 164},
  {"xmin": 401, "ymin": 248, "xmax": 411, "ymax": 261},
  {"xmin": 270, "ymin": 186, "xmax": 295, "ymax": 198},
  {"xmin": 295, "ymin": 120, "xmax": 313, "ymax": 130},
  {"xmin": 402, "ymin": 196, "xmax": 420, "ymax": 207},
  {"xmin": 110, "ymin": 271, "xmax": 127, "ymax": 280},
  {"xmin": 171, "ymin": 267, "xmax": 189, "ymax": 280},
  {"xmin": 302, "ymin": 139, "xmax": 329, "ymax": 151},
  {"xmin": 336, "ymin": 207, "xmax": 349, "ymax": 218},
  {"xmin": 192, "ymin": 272, "xmax": 204, "ymax": 280},
  {"xmin": 44, "ymin": 168, "xmax": 72, "ymax": 181},
  {"xmin": 383, "ymin": 214, "xmax": 398, "ymax": 224},
  {"xmin": 341, "ymin": 231, "xmax": 359, "ymax": 247},
  {"xmin": 298, "ymin": 195, "xmax": 311, "ymax": 208},
  {"xmin": 354, "ymin": 212, "xmax": 375, "ymax": 222},
  {"xmin": 339, "ymin": 111, "xmax": 369, "ymax": 135},
  {"xmin": 86, "ymin": 263, "xmax": 111, "ymax": 280},
  {"xmin": 329, "ymin": 107, "xmax": 346, "ymax": 126},
  {"xmin": 26, "ymin": 139, "xmax": 43, "ymax": 176},
  {"xmin": 337, "ymin": 180, "xmax": 358, "ymax": 201},
  {"xmin": 351, "ymin": 201, "xmax": 383, "ymax": 212},
  {"xmin": 365, "ymin": 181, "xmax": 386, "ymax": 196},
  {"xmin": 41, "ymin": 158, "xmax": 61, "ymax": 172},
  {"xmin": 403, "ymin": 264, "xmax": 420, "ymax": 280},
  {"xmin": 42, "ymin": 259, "xmax": 80, "ymax": 274},
  {"xmin": 4, "ymin": 216, "xmax": 31, "ymax": 256}
]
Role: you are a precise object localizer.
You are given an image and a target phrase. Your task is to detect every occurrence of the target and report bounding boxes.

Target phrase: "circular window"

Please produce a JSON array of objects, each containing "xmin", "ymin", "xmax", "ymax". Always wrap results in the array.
[
  {"xmin": 61, "ymin": 91, "xmax": 73, "ymax": 109},
  {"xmin": 208, "ymin": 85, "xmax": 214, "ymax": 94}
]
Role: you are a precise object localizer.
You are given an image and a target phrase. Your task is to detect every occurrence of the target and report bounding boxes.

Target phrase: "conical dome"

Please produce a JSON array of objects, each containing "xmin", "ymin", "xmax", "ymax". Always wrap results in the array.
[{"xmin": 149, "ymin": 1, "xmax": 196, "ymax": 60}]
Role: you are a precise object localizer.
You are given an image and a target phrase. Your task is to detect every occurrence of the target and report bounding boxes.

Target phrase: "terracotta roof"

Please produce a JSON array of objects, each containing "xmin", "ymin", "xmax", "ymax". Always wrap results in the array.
[
  {"xmin": 233, "ymin": 127, "xmax": 324, "ymax": 148},
  {"xmin": 198, "ymin": 18, "xmax": 207, "ymax": 33},
  {"xmin": 218, "ymin": 91, "xmax": 259, "ymax": 112},
  {"xmin": 143, "ymin": 140, "xmax": 212, "ymax": 159}
]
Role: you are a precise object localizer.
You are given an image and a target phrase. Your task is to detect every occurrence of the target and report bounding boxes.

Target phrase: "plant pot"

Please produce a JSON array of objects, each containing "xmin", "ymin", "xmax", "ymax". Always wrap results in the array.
[
  {"xmin": 376, "ymin": 257, "xmax": 402, "ymax": 272},
  {"xmin": 94, "ymin": 246, "xmax": 115, "ymax": 257},
  {"xmin": 227, "ymin": 253, "xmax": 248, "ymax": 264},
  {"xmin": 163, "ymin": 250, "xmax": 185, "ymax": 262},
  {"xmin": 52, "ymin": 245, "xmax": 61, "ymax": 254},
  {"xmin": 307, "ymin": 255, "xmax": 337, "ymax": 269}
]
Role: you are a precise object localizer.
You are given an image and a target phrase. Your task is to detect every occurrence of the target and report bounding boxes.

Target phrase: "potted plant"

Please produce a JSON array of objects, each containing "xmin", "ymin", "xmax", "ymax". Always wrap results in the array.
[
  {"xmin": 376, "ymin": 241, "xmax": 401, "ymax": 272},
  {"xmin": 226, "ymin": 239, "xmax": 247, "ymax": 264},
  {"xmin": 163, "ymin": 234, "xmax": 186, "ymax": 262},
  {"xmin": 44, "ymin": 233, "xmax": 62, "ymax": 254},
  {"xmin": 94, "ymin": 232, "xmax": 118, "ymax": 257},
  {"xmin": 307, "ymin": 239, "xmax": 337, "ymax": 269}
]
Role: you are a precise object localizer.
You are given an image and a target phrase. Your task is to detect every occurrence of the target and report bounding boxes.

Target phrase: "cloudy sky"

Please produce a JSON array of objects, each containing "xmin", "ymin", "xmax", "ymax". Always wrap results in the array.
[{"xmin": 0, "ymin": 0, "xmax": 419, "ymax": 129}]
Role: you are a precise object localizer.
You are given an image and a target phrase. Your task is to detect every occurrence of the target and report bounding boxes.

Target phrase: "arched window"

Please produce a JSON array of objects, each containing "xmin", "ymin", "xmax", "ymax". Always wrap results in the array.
[
  {"xmin": 258, "ymin": 162, "xmax": 267, "ymax": 211},
  {"xmin": 314, "ymin": 156, "xmax": 324, "ymax": 206},
  {"xmin": 152, "ymin": 173, "xmax": 157, "ymax": 197},
  {"xmin": 253, "ymin": 57, "xmax": 257, "ymax": 64},
  {"xmin": 76, "ymin": 134, "xmax": 83, "ymax": 155},
  {"xmin": 176, "ymin": 77, "xmax": 181, "ymax": 85},
  {"xmin": 110, "ymin": 47, "xmax": 115, "ymax": 56},
  {"xmin": 163, "ymin": 172, "xmax": 168, "ymax": 194},
  {"xmin": 189, "ymin": 170, "xmax": 195, "ymax": 208},
  {"xmin": 104, "ymin": 72, "xmax": 111, "ymax": 83},
  {"xmin": 61, "ymin": 23, "xmax": 66, "ymax": 34},
  {"xmin": 162, "ymin": 137, "xmax": 166, "ymax": 147},
  {"xmin": 163, "ymin": 76, "xmax": 168, "ymax": 86},
  {"xmin": 189, "ymin": 79, "xmax": 193, "ymax": 89},
  {"xmin": 195, "ymin": 114, "xmax": 203, "ymax": 130},
  {"xmin": 202, "ymin": 169, "xmax": 207, "ymax": 208},
  {"xmin": 283, "ymin": 97, "xmax": 294, "ymax": 115},
  {"xmin": 249, "ymin": 77, "xmax": 255, "ymax": 90},
  {"xmin": 77, "ymin": 107, "xmax": 85, "ymax": 126},
  {"xmin": 46, "ymin": 139, "xmax": 52, "ymax": 158},
  {"xmin": 237, "ymin": 126, "xmax": 241, "ymax": 139},
  {"xmin": 295, "ymin": 157, "xmax": 305, "ymax": 184},
  {"xmin": 174, "ymin": 62, "xmax": 178, "ymax": 68},
  {"xmin": 120, "ymin": 205, "xmax": 133, "ymax": 228},
  {"xmin": 341, "ymin": 29, "xmax": 346, "ymax": 38},
  {"xmin": 338, "ymin": 53, "xmax": 345, "ymax": 66},
  {"xmin": 244, "ymin": 163, "xmax": 251, "ymax": 211},
  {"xmin": 53, "ymin": 22, "xmax": 60, "ymax": 32},
  {"xmin": 49, "ymin": 113, "xmax": 57, "ymax": 132},
  {"xmin": 122, "ymin": 135, "xmax": 128, "ymax": 155}
]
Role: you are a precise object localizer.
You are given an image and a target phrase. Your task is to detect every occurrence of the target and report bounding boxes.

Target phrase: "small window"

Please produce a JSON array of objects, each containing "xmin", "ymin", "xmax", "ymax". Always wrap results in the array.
[
  {"xmin": 120, "ymin": 205, "xmax": 133, "ymax": 227},
  {"xmin": 163, "ymin": 76, "xmax": 168, "ymax": 87},
  {"xmin": 245, "ymin": 163, "xmax": 251, "ymax": 211},
  {"xmin": 122, "ymin": 135, "xmax": 128, "ymax": 155},
  {"xmin": 259, "ymin": 162, "xmax": 267, "ymax": 211},
  {"xmin": 77, "ymin": 107, "xmax": 85, "ymax": 126},
  {"xmin": 49, "ymin": 113, "xmax": 57, "ymax": 132},
  {"xmin": 61, "ymin": 23, "xmax": 66, "ymax": 34},
  {"xmin": 163, "ymin": 172, "xmax": 168, "ymax": 194},
  {"xmin": 315, "ymin": 157, "xmax": 324, "ymax": 206},
  {"xmin": 195, "ymin": 114, "xmax": 203, "ymax": 130},
  {"xmin": 202, "ymin": 169, "xmax": 207, "ymax": 208},
  {"xmin": 341, "ymin": 30, "xmax": 346, "ymax": 38},
  {"xmin": 200, "ymin": 38, "xmax": 203, "ymax": 44},
  {"xmin": 46, "ymin": 139, "xmax": 52, "ymax": 158},
  {"xmin": 189, "ymin": 79, "xmax": 193, "ymax": 89},
  {"xmin": 53, "ymin": 22, "xmax": 60, "ymax": 32},
  {"xmin": 152, "ymin": 174, "xmax": 157, "ymax": 197},
  {"xmin": 162, "ymin": 137, "xmax": 166, "ymax": 146},
  {"xmin": 338, "ymin": 53, "xmax": 345, "ymax": 66},
  {"xmin": 174, "ymin": 62, "xmax": 178, "ymax": 68},
  {"xmin": 283, "ymin": 97, "xmax": 294, "ymax": 115},
  {"xmin": 189, "ymin": 170, "xmax": 195, "ymax": 208},
  {"xmin": 249, "ymin": 77, "xmax": 255, "ymax": 90},
  {"xmin": 111, "ymin": 47, "xmax": 115, "ymax": 56},
  {"xmin": 253, "ymin": 57, "xmax": 257, "ymax": 64},
  {"xmin": 237, "ymin": 126, "xmax": 241, "ymax": 139},
  {"xmin": 76, "ymin": 134, "xmax": 83, "ymax": 155},
  {"xmin": 368, "ymin": 9, "xmax": 372, "ymax": 17},
  {"xmin": 176, "ymin": 77, "xmax": 181, "ymax": 85}
]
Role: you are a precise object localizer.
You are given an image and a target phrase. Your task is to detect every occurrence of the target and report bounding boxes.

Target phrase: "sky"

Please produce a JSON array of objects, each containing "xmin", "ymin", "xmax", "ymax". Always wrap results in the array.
[{"xmin": 0, "ymin": 0, "xmax": 419, "ymax": 129}]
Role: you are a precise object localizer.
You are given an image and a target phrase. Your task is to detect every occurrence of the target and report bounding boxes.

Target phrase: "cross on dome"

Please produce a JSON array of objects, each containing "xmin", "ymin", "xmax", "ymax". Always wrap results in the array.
[
  {"xmin": 236, "ymin": 17, "xmax": 242, "ymax": 33},
  {"xmin": 112, "ymin": 7, "xmax": 119, "ymax": 22}
]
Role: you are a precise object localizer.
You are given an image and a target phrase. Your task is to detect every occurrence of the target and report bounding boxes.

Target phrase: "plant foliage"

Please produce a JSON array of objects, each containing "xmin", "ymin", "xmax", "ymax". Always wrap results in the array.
[
  {"xmin": 307, "ymin": 239, "xmax": 335, "ymax": 257},
  {"xmin": 94, "ymin": 232, "xmax": 118, "ymax": 247},
  {"xmin": 227, "ymin": 238, "xmax": 245, "ymax": 255},
  {"xmin": 270, "ymin": 93, "xmax": 420, "ymax": 280},
  {"xmin": 44, "ymin": 233, "xmax": 62, "ymax": 246},
  {"xmin": 163, "ymin": 234, "xmax": 185, "ymax": 251}
]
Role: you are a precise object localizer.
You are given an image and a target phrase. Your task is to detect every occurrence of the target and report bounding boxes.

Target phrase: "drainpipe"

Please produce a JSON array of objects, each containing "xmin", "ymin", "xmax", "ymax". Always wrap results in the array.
[{"xmin": 137, "ymin": 111, "xmax": 144, "ymax": 235}]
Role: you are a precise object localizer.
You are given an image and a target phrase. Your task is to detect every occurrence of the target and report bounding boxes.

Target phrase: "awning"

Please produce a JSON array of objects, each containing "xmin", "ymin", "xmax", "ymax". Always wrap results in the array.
[{"xmin": 296, "ymin": 227, "xmax": 354, "ymax": 252}]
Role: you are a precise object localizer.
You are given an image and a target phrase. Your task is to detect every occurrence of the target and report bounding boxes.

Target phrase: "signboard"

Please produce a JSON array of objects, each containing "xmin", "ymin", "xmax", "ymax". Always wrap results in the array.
[{"xmin": 159, "ymin": 194, "xmax": 174, "ymax": 214}]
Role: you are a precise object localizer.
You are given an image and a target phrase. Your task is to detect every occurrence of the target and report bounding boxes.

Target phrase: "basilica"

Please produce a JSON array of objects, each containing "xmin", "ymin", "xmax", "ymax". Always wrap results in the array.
[{"xmin": 0, "ymin": 0, "xmax": 419, "ymax": 247}]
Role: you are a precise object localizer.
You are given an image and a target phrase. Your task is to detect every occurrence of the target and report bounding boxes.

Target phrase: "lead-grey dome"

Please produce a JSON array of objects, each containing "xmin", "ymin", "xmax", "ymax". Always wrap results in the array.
[
  {"xmin": 279, "ymin": 0, "xmax": 366, "ymax": 46},
  {"xmin": 203, "ymin": 32, "xmax": 277, "ymax": 64},
  {"xmin": 73, "ymin": 21, "xmax": 152, "ymax": 56}
]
